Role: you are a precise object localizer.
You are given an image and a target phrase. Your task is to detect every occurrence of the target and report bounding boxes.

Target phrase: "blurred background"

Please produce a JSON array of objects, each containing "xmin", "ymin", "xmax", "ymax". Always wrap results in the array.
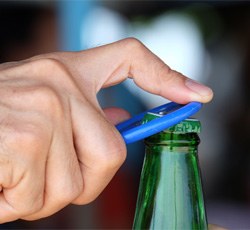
[{"xmin": 1, "ymin": 0, "xmax": 250, "ymax": 229}]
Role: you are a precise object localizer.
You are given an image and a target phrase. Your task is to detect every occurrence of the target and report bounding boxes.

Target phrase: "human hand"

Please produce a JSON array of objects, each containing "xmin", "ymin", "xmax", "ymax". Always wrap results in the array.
[{"xmin": 0, "ymin": 38, "xmax": 213, "ymax": 223}]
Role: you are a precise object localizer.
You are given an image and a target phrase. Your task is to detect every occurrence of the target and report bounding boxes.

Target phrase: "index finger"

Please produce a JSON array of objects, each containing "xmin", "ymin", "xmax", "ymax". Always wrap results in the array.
[{"xmin": 37, "ymin": 38, "xmax": 213, "ymax": 104}]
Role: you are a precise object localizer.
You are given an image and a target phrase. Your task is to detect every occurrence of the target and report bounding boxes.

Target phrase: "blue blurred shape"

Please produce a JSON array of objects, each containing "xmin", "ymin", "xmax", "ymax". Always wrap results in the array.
[{"xmin": 57, "ymin": 0, "xmax": 96, "ymax": 51}]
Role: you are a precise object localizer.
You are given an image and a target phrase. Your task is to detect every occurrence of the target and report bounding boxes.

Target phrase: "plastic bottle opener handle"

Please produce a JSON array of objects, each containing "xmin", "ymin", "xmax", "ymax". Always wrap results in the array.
[{"xmin": 116, "ymin": 102, "xmax": 202, "ymax": 144}]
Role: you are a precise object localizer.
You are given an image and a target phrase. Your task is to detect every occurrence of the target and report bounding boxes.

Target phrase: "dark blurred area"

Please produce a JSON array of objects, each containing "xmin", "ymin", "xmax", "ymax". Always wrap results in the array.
[
  {"xmin": 0, "ymin": 1, "xmax": 250, "ymax": 229},
  {"xmin": 0, "ymin": 1, "xmax": 58, "ymax": 62}
]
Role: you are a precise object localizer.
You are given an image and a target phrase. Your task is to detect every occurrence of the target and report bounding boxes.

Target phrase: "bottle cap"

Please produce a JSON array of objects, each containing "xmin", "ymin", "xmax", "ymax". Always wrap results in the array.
[{"xmin": 143, "ymin": 113, "xmax": 201, "ymax": 134}]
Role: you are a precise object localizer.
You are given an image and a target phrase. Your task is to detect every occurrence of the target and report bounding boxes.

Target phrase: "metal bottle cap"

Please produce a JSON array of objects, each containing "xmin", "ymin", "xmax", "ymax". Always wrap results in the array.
[{"xmin": 143, "ymin": 113, "xmax": 201, "ymax": 134}]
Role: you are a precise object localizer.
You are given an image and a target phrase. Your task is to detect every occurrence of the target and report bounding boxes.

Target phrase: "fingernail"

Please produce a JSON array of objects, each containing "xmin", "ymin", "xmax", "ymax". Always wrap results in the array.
[{"xmin": 185, "ymin": 79, "xmax": 213, "ymax": 97}]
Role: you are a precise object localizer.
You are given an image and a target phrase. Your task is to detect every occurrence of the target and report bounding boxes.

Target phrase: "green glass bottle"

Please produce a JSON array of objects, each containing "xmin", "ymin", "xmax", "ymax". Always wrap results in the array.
[{"xmin": 133, "ymin": 114, "xmax": 208, "ymax": 230}]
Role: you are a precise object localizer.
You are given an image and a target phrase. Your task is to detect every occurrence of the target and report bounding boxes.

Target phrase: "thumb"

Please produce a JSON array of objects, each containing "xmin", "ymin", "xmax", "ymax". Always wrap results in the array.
[{"xmin": 103, "ymin": 107, "xmax": 131, "ymax": 125}]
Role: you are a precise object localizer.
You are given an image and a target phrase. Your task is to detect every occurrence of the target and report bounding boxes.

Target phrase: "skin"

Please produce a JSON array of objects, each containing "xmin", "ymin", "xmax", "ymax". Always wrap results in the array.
[{"xmin": 0, "ymin": 38, "xmax": 213, "ymax": 223}]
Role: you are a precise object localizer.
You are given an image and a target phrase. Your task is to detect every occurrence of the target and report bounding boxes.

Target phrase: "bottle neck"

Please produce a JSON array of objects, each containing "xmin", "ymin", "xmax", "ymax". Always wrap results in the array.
[
  {"xmin": 133, "ymin": 131, "xmax": 207, "ymax": 229},
  {"xmin": 145, "ymin": 131, "xmax": 200, "ymax": 147}
]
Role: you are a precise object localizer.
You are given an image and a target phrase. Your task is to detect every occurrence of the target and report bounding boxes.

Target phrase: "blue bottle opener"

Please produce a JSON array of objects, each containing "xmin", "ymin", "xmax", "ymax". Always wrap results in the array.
[{"xmin": 116, "ymin": 102, "xmax": 202, "ymax": 144}]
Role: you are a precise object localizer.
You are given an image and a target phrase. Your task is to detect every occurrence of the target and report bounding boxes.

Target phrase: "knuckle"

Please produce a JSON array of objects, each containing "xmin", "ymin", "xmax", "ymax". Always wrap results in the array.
[
  {"xmin": 31, "ymin": 85, "xmax": 61, "ymax": 110},
  {"xmin": 163, "ymin": 69, "xmax": 183, "ymax": 86},
  {"xmin": 4, "ymin": 123, "xmax": 47, "ymax": 161},
  {"xmin": 122, "ymin": 37, "xmax": 144, "ymax": 50},
  {"xmin": 62, "ymin": 187, "xmax": 82, "ymax": 204},
  {"xmin": 33, "ymin": 57, "xmax": 68, "ymax": 77},
  {"xmin": 153, "ymin": 63, "xmax": 173, "ymax": 95},
  {"xmin": 16, "ymin": 128, "xmax": 42, "ymax": 151},
  {"xmin": 121, "ymin": 38, "xmax": 148, "ymax": 64},
  {"xmin": 98, "ymin": 134, "xmax": 127, "ymax": 173},
  {"xmin": 73, "ymin": 186, "xmax": 100, "ymax": 205},
  {"xmin": 18, "ymin": 84, "xmax": 64, "ymax": 119},
  {"xmin": 54, "ymin": 169, "xmax": 83, "ymax": 205},
  {"xmin": 5, "ymin": 82, "xmax": 63, "ymax": 117},
  {"xmin": 55, "ymin": 184, "xmax": 83, "ymax": 206},
  {"xmin": 110, "ymin": 144, "xmax": 127, "ymax": 169}
]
